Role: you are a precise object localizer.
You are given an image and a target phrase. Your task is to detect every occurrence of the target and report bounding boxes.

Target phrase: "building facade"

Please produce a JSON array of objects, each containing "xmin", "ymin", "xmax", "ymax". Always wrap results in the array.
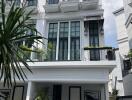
[
  {"xmin": 0, "ymin": 0, "xmax": 116, "ymax": 100},
  {"xmin": 112, "ymin": 7, "xmax": 130, "ymax": 96},
  {"xmin": 123, "ymin": 0, "xmax": 132, "ymax": 49},
  {"xmin": 114, "ymin": 6, "xmax": 132, "ymax": 97}
]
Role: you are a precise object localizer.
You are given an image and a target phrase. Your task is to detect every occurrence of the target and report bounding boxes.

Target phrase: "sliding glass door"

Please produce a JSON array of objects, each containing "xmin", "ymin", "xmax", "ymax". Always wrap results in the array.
[
  {"xmin": 89, "ymin": 21, "xmax": 100, "ymax": 61},
  {"xmin": 48, "ymin": 23, "xmax": 58, "ymax": 61},
  {"xmin": 58, "ymin": 22, "xmax": 68, "ymax": 61}
]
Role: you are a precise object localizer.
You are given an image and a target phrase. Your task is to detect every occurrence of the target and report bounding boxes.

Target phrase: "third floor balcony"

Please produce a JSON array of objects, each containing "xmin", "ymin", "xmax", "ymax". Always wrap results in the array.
[{"xmin": 44, "ymin": 0, "xmax": 99, "ymax": 13}]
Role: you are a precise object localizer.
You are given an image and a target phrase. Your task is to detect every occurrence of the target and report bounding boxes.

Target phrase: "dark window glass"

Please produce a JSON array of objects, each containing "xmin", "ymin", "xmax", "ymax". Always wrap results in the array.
[
  {"xmin": 48, "ymin": 0, "xmax": 59, "ymax": 4},
  {"xmin": 58, "ymin": 22, "xmax": 68, "ymax": 61},
  {"xmin": 48, "ymin": 23, "xmax": 58, "ymax": 61},
  {"xmin": 70, "ymin": 21, "xmax": 80, "ymax": 61},
  {"xmin": 123, "ymin": 60, "xmax": 131, "ymax": 70},
  {"xmin": 89, "ymin": 21, "xmax": 100, "ymax": 60}
]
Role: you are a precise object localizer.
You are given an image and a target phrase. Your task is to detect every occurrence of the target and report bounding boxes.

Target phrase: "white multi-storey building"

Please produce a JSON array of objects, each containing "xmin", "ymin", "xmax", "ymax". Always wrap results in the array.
[
  {"xmin": 0, "ymin": 0, "xmax": 116, "ymax": 100},
  {"xmin": 112, "ymin": 0, "xmax": 132, "ymax": 97},
  {"xmin": 112, "ymin": 7, "xmax": 130, "ymax": 96},
  {"xmin": 123, "ymin": 0, "xmax": 132, "ymax": 49}
]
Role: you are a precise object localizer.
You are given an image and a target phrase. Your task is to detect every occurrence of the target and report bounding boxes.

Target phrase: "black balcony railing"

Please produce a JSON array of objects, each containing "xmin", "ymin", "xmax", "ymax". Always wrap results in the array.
[{"xmin": 84, "ymin": 47, "xmax": 116, "ymax": 61}]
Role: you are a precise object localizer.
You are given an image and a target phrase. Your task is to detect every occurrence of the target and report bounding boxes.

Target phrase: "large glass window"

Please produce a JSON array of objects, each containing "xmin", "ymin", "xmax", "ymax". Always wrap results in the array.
[
  {"xmin": 48, "ymin": 0, "xmax": 59, "ymax": 4},
  {"xmin": 58, "ymin": 22, "xmax": 68, "ymax": 61},
  {"xmin": 48, "ymin": 23, "xmax": 58, "ymax": 61},
  {"xmin": 70, "ymin": 21, "xmax": 80, "ymax": 61},
  {"xmin": 48, "ymin": 21, "xmax": 80, "ymax": 61},
  {"xmin": 89, "ymin": 21, "xmax": 100, "ymax": 60}
]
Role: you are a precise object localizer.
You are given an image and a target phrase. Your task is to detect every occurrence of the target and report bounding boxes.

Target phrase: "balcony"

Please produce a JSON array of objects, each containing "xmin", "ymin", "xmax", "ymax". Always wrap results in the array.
[
  {"xmin": 44, "ymin": 0, "xmax": 100, "ymax": 13},
  {"xmin": 44, "ymin": 0, "xmax": 60, "ymax": 13},
  {"xmin": 84, "ymin": 47, "xmax": 115, "ymax": 61},
  {"xmin": 60, "ymin": 0, "xmax": 79, "ymax": 12},
  {"xmin": 44, "ymin": 3, "xmax": 60, "ymax": 13},
  {"xmin": 80, "ymin": 0, "xmax": 98, "ymax": 10},
  {"xmin": 26, "ymin": 46, "xmax": 116, "ymax": 62}
]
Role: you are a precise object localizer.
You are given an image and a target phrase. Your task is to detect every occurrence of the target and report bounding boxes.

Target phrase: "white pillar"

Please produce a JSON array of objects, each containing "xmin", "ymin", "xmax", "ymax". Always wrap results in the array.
[
  {"xmin": 26, "ymin": 82, "xmax": 32, "ymax": 100},
  {"xmin": 105, "ymin": 83, "xmax": 109, "ymax": 100}
]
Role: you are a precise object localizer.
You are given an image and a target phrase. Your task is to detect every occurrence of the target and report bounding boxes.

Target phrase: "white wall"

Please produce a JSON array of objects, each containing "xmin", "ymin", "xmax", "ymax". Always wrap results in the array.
[
  {"xmin": 123, "ymin": 74, "xmax": 132, "ymax": 95},
  {"xmin": 23, "ymin": 67, "xmax": 109, "ymax": 83},
  {"xmin": 123, "ymin": 0, "xmax": 132, "ymax": 49},
  {"xmin": 123, "ymin": 0, "xmax": 132, "ymax": 21},
  {"xmin": 30, "ymin": 83, "xmax": 106, "ymax": 100},
  {"xmin": 126, "ymin": 23, "xmax": 132, "ymax": 49},
  {"xmin": 109, "ymin": 51, "xmax": 124, "ymax": 96},
  {"xmin": 114, "ymin": 9, "xmax": 129, "ymax": 57},
  {"xmin": 110, "ymin": 9, "xmax": 129, "ymax": 96}
]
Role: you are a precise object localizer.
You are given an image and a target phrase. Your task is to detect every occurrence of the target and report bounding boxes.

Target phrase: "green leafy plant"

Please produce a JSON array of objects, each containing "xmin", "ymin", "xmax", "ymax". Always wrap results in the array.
[
  {"xmin": 0, "ymin": 0, "xmax": 43, "ymax": 86},
  {"xmin": 35, "ymin": 88, "xmax": 49, "ymax": 100},
  {"xmin": 127, "ymin": 49, "xmax": 132, "ymax": 58}
]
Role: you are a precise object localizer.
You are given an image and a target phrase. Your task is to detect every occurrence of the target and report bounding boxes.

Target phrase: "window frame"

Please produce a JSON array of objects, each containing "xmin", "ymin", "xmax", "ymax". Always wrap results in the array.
[{"xmin": 47, "ymin": 20, "xmax": 81, "ymax": 61}]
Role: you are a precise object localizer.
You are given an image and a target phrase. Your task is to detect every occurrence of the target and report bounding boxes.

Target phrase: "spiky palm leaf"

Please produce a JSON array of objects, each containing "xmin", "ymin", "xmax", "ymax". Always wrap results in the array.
[{"xmin": 0, "ymin": 0, "xmax": 43, "ymax": 86}]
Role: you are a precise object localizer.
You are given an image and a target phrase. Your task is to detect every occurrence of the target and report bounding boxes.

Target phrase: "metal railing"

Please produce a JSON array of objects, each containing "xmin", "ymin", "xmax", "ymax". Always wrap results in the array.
[{"xmin": 84, "ymin": 47, "xmax": 115, "ymax": 61}]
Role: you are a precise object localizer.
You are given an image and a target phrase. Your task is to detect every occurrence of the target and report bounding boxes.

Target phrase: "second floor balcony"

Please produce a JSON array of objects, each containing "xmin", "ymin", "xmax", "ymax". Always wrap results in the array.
[
  {"xmin": 84, "ymin": 47, "xmax": 115, "ymax": 61},
  {"xmin": 44, "ymin": 0, "xmax": 99, "ymax": 13},
  {"xmin": 26, "ymin": 46, "xmax": 116, "ymax": 62}
]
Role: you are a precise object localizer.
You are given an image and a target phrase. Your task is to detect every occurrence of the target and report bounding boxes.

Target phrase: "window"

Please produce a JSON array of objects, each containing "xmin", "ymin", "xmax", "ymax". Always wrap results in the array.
[
  {"xmin": 58, "ymin": 22, "xmax": 68, "ymax": 61},
  {"xmin": 89, "ymin": 21, "xmax": 100, "ymax": 60},
  {"xmin": 27, "ymin": 0, "xmax": 37, "ymax": 6},
  {"xmin": 48, "ymin": 21, "xmax": 80, "ymax": 61},
  {"xmin": 123, "ymin": 59, "xmax": 131, "ymax": 70},
  {"xmin": 48, "ymin": 23, "xmax": 58, "ymax": 61},
  {"xmin": 70, "ymin": 21, "xmax": 80, "ymax": 60},
  {"xmin": 47, "ymin": 0, "xmax": 59, "ymax": 4}
]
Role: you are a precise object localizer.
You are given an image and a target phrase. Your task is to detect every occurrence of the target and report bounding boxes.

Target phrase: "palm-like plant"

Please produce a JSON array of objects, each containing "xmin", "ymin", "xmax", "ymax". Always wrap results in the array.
[{"xmin": 0, "ymin": 0, "xmax": 43, "ymax": 86}]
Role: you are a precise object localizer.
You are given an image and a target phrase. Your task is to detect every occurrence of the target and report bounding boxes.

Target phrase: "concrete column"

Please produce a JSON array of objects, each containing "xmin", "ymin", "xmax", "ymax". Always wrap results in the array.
[{"xmin": 26, "ymin": 82, "xmax": 32, "ymax": 100}]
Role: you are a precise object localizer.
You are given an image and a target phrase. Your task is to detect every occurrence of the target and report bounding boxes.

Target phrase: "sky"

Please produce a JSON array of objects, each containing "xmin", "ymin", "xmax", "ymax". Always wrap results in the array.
[{"xmin": 102, "ymin": 0, "xmax": 123, "ymax": 47}]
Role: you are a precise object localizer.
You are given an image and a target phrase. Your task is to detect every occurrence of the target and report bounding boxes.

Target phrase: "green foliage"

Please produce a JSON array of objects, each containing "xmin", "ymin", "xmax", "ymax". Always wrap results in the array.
[
  {"xmin": 112, "ymin": 89, "xmax": 118, "ymax": 96},
  {"xmin": 0, "ymin": 0, "xmax": 43, "ymax": 86},
  {"xmin": 35, "ymin": 88, "xmax": 49, "ymax": 100},
  {"xmin": 127, "ymin": 49, "xmax": 132, "ymax": 58}
]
